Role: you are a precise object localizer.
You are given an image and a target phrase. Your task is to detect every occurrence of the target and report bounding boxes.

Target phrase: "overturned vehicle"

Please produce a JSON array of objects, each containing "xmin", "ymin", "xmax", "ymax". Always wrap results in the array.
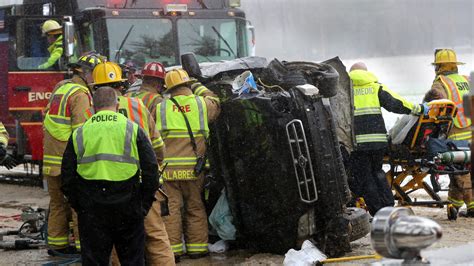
[{"xmin": 181, "ymin": 54, "xmax": 369, "ymax": 256}]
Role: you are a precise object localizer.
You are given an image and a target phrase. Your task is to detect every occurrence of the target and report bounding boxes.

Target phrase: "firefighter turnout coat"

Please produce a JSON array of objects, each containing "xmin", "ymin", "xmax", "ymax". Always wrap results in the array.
[
  {"xmin": 157, "ymin": 82, "xmax": 220, "ymax": 256},
  {"xmin": 349, "ymin": 69, "xmax": 423, "ymax": 150},
  {"xmin": 156, "ymin": 83, "xmax": 220, "ymax": 181},
  {"xmin": 424, "ymin": 72, "xmax": 471, "ymax": 140},
  {"xmin": 43, "ymin": 75, "xmax": 92, "ymax": 176},
  {"xmin": 125, "ymin": 83, "xmax": 163, "ymax": 117},
  {"xmin": 42, "ymin": 75, "xmax": 91, "ymax": 250}
]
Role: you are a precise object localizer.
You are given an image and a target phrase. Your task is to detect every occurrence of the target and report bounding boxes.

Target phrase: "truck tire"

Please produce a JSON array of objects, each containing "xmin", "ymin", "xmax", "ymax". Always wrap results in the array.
[
  {"xmin": 344, "ymin": 207, "xmax": 370, "ymax": 241},
  {"xmin": 284, "ymin": 62, "xmax": 339, "ymax": 98}
]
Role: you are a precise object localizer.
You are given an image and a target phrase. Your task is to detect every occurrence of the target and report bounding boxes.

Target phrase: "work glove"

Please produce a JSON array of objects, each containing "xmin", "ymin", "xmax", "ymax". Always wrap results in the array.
[
  {"xmin": 422, "ymin": 102, "xmax": 430, "ymax": 116},
  {"xmin": 1, "ymin": 154, "xmax": 17, "ymax": 170}
]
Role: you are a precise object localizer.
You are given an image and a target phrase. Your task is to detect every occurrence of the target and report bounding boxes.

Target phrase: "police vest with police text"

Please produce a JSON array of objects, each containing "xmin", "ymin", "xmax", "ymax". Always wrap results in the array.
[
  {"xmin": 73, "ymin": 111, "xmax": 139, "ymax": 181},
  {"xmin": 86, "ymin": 96, "xmax": 150, "ymax": 136}
]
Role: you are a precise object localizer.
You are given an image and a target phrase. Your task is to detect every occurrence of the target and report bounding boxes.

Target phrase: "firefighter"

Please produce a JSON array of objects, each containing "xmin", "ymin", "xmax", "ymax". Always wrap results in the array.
[
  {"xmin": 423, "ymin": 49, "xmax": 473, "ymax": 218},
  {"xmin": 349, "ymin": 62, "xmax": 428, "ymax": 216},
  {"xmin": 89, "ymin": 61, "xmax": 175, "ymax": 265},
  {"xmin": 0, "ymin": 122, "xmax": 16, "ymax": 170},
  {"xmin": 38, "ymin": 20, "xmax": 63, "ymax": 70},
  {"xmin": 61, "ymin": 87, "xmax": 159, "ymax": 265},
  {"xmin": 156, "ymin": 69, "xmax": 220, "ymax": 259},
  {"xmin": 43, "ymin": 53, "xmax": 102, "ymax": 254},
  {"xmin": 125, "ymin": 61, "xmax": 166, "ymax": 116}
]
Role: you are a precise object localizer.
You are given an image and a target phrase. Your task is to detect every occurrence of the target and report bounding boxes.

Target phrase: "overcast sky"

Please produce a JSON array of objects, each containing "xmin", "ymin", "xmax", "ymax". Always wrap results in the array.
[{"xmin": 241, "ymin": 0, "xmax": 473, "ymax": 62}]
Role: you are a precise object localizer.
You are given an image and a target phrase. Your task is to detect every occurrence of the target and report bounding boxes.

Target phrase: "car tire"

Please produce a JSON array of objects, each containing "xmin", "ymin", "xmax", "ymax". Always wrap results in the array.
[{"xmin": 344, "ymin": 207, "xmax": 371, "ymax": 241}]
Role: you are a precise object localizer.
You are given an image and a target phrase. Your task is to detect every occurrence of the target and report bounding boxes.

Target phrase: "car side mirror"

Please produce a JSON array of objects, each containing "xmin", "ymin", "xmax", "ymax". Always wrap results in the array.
[
  {"xmin": 63, "ymin": 19, "xmax": 75, "ymax": 58},
  {"xmin": 181, "ymin": 53, "xmax": 202, "ymax": 79}
]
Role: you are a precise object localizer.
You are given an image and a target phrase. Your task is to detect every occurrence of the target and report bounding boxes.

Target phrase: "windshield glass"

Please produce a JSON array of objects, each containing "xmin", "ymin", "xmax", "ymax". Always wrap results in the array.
[
  {"xmin": 177, "ymin": 18, "xmax": 248, "ymax": 63},
  {"xmin": 106, "ymin": 18, "xmax": 176, "ymax": 67}
]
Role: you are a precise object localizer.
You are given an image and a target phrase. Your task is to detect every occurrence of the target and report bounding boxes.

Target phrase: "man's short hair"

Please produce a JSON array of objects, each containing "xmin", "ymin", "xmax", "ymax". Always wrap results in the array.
[
  {"xmin": 350, "ymin": 62, "xmax": 368, "ymax": 72},
  {"xmin": 93, "ymin": 87, "xmax": 118, "ymax": 109}
]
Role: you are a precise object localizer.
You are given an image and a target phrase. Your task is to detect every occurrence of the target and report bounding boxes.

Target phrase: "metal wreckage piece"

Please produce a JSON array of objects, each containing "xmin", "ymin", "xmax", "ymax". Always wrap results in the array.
[
  {"xmin": 371, "ymin": 207, "xmax": 441, "ymax": 265},
  {"xmin": 0, "ymin": 207, "xmax": 47, "ymax": 250}
]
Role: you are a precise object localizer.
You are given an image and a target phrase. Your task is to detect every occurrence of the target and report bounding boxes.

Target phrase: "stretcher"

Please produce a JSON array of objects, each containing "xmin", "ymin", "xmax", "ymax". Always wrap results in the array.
[{"xmin": 385, "ymin": 100, "xmax": 470, "ymax": 208}]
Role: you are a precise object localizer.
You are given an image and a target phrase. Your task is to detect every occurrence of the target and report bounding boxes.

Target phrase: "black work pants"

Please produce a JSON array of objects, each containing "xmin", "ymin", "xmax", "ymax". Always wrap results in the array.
[
  {"xmin": 350, "ymin": 149, "xmax": 394, "ymax": 216},
  {"xmin": 77, "ymin": 209, "xmax": 145, "ymax": 266}
]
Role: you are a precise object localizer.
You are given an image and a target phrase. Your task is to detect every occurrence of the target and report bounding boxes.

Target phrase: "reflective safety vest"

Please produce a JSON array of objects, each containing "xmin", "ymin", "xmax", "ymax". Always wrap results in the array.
[
  {"xmin": 86, "ymin": 96, "xmax": 150, "ymax": 136},
  {"xmin": 352, "ymin": 81, "xmax": 387, "ymax": 145},
  {"xmin": 125, "ymin": 91, "xmax": 161, "ymax": 113},
  {"xmin": 73, "ymin": 111, "xmax": 139, "ymax": 181},
  {"xmin": 438, "ymin": 74, "xmax": 471, "ymax": 129},
  {"xmin": 38, "ymin": 35, "xmax": 63, "ymax": 69},
  {"xmin": 156, "ymin": 95, "xmax": 209, "ymax": 180},
  {"xmin": 44, "ymin": 83, "xmax": 91, "ymax": 141},
  {"xmin": 0, "ymin": 122, "xmax": 8, "ymax": 145}
]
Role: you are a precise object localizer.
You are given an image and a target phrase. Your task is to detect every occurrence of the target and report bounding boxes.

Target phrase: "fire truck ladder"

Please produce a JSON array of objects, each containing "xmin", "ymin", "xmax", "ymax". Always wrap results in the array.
[{"xmin": 286, "ymin": 119, "xmax": 318, "ymax": 203}]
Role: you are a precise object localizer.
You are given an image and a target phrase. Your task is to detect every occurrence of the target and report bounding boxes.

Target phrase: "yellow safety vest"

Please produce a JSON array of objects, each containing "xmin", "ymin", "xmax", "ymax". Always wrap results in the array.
[
  {"xmin": 350, "ymin": 71, "xmax": 387, "ymax": 144},
  {"xmin": 438, "ymin": 74, "xmax": 471, "ymax": 129},
  {"xmin": 73, "ymin": 111, "xmax": 139, "ymax": 181},
  {"xmin": 0, "ymin": 122, "xmax": 8, "ymax": 145},
  {"xmin": 44, "ymin": 83, "xmax": 90, "ymax": 141},
  {"xmin": 38, "ymin": 35, "xmax": 63, "ymax": 69},
  {"xmin": 156, "ymin": 95, "xmax": 209, "ymax": 180},
  {"xmin": 125, "ymin": 91, "xmax": 161, "ymax": 112}
]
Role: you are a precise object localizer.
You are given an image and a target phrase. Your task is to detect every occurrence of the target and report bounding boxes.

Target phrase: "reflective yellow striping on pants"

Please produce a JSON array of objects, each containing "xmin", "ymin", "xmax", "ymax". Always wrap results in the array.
[
  {"xmin": 45, "ymin": 174, "xmax": 80, "ymax": 250},
  {"xmin": 163, "ymin": 177, "xmax": 208, "ymax": 256}
]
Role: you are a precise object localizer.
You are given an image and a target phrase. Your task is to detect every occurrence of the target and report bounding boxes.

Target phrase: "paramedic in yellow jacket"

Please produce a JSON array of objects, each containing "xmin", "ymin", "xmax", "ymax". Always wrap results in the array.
[
  {"xmin": 89, "ymin": 61, "xmax": 174, "ymax": 265},
  {"xmin": 39, "ymin": 20, "xmax": 63, "ymax": 70},
  {"xmin": 157, "ymin": 69, "xmax": 220, "ymax": 259},
  {"xmin": 423, "ymin": 48, "xmax": 473, "ymax": 218},
  {"xmin": 43, "ymin": 54, "xmax": 102, "ymax": 254},
  {"xmin": 349, "ymin": 62, "xmax": 427, "ymax": 216}
]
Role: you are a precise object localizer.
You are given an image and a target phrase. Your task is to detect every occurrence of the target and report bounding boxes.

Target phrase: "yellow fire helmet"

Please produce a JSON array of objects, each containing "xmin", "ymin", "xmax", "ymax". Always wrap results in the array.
[
  {"xmin": 91, "ymin": 61, "xmax": 127, "ymax": 86},
  {"xmin": 41, "ymin": 20, "xmax": 62, "ymax": 36},
  {"xmin": 164, "ymin": 68, "xmax": 194, "ymax": 91},
  {"xmin": 432, "ymin": 49, "xmax": 465, "ymax": 65}
]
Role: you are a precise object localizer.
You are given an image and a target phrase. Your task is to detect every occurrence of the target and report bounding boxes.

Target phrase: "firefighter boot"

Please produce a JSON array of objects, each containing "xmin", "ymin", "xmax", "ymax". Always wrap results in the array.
[{"xmin": 447, "ymin": 204, "xmax": 458, "ymax": 221}]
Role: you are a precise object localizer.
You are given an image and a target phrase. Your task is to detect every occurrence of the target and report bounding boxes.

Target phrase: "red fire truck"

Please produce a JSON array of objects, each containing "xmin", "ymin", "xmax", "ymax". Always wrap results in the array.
[{"xmin": 0, "ymin": 0, "xmax": 254, "ymax": 167}]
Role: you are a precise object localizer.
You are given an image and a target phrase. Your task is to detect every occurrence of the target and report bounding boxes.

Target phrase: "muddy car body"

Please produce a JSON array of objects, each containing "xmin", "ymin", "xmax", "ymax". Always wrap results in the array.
[{"xmin": 181, "ymin": 55, "xmax": 369, "ymax": 256}]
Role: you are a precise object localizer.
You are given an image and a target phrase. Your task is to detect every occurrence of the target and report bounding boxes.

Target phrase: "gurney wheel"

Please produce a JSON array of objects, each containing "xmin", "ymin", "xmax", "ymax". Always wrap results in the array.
[{"xmin": 447, "ymin": 204, "xmax": 458, "ymax": 221}]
